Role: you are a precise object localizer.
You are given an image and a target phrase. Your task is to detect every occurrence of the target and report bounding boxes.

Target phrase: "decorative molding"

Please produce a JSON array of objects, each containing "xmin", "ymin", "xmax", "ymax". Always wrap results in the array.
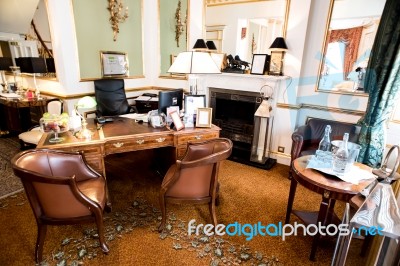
[
  {"xmin": 276, "ymin": 102, "xmax": 365, "ymax": 116},
  {"xmin": 79, "ymin": 75, "xmax": 145, "ymax": 82},
  {"xmin": 206, "ymin": 0, "xmax": 269, "ymax": 7}
]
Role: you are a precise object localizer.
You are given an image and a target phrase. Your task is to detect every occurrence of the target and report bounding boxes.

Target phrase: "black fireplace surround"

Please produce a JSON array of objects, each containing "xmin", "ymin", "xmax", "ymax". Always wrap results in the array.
[{"xmin": 210, "ymin": 87, "xmax": 266, "ymax": 167}]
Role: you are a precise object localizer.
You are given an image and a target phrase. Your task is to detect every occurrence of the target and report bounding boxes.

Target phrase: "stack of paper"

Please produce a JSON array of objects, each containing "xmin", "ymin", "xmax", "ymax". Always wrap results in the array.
[{"xmin": 0, "ymin": 92, "xmax": 21, "ymax": 99}]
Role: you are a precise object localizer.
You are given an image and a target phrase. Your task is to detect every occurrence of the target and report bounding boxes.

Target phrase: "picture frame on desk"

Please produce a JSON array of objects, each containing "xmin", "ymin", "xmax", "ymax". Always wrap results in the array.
[
  {"xmin": 100, "ymin": 51, "xmax": 129, "ymax": 77},
  {"xmin": 184, "ymin": 95, "xmax": 206, "ymax": 127},
  {"xmin": 196, "ymin": 108, "xmax": 212, "ymax": 128},
  {"xmin": 170, "ymin": 110, "xmax": 184, "ymax": 131}
]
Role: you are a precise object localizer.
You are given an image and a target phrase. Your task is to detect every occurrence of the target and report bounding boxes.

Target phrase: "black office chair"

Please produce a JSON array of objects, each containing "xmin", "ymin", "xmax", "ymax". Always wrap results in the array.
[{"xmin": 93, "ymin": 79, "xmax": 138, "ymax": 117}]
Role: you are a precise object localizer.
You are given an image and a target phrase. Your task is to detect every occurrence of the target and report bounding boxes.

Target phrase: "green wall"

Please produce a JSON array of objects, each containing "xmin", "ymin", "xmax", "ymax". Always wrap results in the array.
[
  {"xmin": 72, "ymin": 0, "xmax": 143, "ymax": 79},
  {"xmin": 159, "ymin": 0, "xmax": 188, "ymax": 76}
]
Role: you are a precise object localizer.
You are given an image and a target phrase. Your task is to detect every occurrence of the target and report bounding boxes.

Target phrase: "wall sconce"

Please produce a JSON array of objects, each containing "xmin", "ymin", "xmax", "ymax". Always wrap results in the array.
[
  {"xmin": 75, "ymin": 96, "xmax": 97, "ymax": 140},
  {"xmin": 108, "ymin": 0, "xmax": 129, "ymax": 41},
  {"xmin": 175, "ymin": 0, "xmax": 187, "ymax": 47},
  {"xmin": 268, "ymin": 37, "xmax": 288, "ymax": 76}
]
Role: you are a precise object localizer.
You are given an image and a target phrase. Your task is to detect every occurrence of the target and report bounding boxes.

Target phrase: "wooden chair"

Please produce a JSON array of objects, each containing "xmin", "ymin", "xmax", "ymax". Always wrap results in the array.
[
  {"xmin": 18, "ymin": 98, "xmax": 64, "ymax": 150},
  {"xmin": 158, "ymin": 138, "xmax": 232, "ymax": 232},
  {"xmin": 11, "ymin": 149, "xmax": 111, "ymax": 263}
]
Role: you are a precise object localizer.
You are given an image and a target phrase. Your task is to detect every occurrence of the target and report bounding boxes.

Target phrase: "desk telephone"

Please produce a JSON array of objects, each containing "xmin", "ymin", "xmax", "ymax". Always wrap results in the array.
[
  {"xmin": 142, "ymin": 93, "xmax": 157, "ymax": 98},
  {"xmin": 96, "ymin": 116, "xmax": 114, "ymax": 124}
]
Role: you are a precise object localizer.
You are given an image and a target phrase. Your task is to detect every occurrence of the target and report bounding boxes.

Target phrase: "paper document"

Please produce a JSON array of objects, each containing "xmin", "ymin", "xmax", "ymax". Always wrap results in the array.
[
  {"xmin": 119, "ymin": 113, "xmax": 149, "ymax": 123},
  {"xmin": 0, "ymin": 92, "xmax": 21, "ymax": 99},
  {"xmin": 306, "ymin": 155, "xmax": 376, "ymax": 184},
  {"xmin": 135, "ymin": 96, "xmax": 151, "ymax": 101}
]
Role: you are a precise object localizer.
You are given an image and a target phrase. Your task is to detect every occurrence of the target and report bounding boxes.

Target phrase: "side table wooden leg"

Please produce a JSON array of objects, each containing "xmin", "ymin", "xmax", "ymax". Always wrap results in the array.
[
  {"xmin": 310, "ymin": 194, "xmax": 330, "ymax": 261},
  {"xmin": 285, "ymin": 178, "xmax": 298, "ymax": 224}
]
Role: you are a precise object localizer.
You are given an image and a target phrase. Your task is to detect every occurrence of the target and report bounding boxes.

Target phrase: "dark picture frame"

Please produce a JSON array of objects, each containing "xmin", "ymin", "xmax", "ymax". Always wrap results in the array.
[{"xmin": 250, "ymin": 54, "xmax": 268, "ymax": 75}]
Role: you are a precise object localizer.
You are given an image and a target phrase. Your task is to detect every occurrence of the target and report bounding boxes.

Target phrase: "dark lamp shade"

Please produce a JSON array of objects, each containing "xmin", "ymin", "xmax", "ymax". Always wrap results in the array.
[
  {"xmin": 16, "ymin": 57, "xmax": 47, "ymax": 74},
  {"xmin": 269, "ymin": 37, "xmax": 288, "ymax": 50},
  {"xmin": 193, "ymin": 39, "xmax": 208, "ymax": 50},
  {"xmin": 46, "ymin": 58, "xmax": 56, "ymax": 73},
  {"xmin": 0, "ymin": 57, "xmax": 13, "ymax": 71},
  {"xmin": 206, "ymin": 41, "xmax": 217, "ymax": 50}
]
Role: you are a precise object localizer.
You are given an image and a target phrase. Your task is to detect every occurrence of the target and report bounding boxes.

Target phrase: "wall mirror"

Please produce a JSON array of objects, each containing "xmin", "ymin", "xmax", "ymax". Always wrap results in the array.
[
  {"xmin": 316, "ymin": 0, "xmax": 386, "ymax": 95},
  {"xmin": 0, "ymin": 0, "xmax": 56, "ymax": 79},
  {"xmin": 159, "ymin": 0, "xmax": 189, "ymax": 78},
  {"xmin": 205, "ymin": 0, "xmax": 289, "ymax": 63},
  {"xmin": 72, "ymin": 0, "xmax": 143, "ymax": 80}
]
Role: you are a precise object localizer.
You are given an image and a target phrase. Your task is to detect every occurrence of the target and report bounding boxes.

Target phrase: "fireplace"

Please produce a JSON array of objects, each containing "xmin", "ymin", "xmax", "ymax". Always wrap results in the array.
[{"xmin": 210, "ymin": 87, "xmax": 275, "ymax": 168}]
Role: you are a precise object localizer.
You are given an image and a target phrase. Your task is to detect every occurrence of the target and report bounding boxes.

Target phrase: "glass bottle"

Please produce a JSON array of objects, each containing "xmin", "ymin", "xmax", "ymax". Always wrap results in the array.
[
  {"xmin": 333, "ymin": 133, "xmax": 349, "ymax": 174},
  {"xmin": 318, "ymin": 125, "xmax": 332, "ymax": 152}
]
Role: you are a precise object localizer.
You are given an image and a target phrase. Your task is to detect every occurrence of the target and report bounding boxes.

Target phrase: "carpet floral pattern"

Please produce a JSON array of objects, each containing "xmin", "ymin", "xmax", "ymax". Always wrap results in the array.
[
  {"xmin": 25, "ymin": 197, "xmax": 280, "ymax": 266},
  {"xmin": 0, "ymin": 137, "xmax": 23, "ymax": 198}
]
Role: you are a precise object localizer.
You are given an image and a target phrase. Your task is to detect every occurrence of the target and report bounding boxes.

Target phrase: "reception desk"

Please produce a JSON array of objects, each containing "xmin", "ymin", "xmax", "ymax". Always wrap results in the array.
[{"xmin": 0, "ymin": 96, "xmax": 47, "ymax": 133}]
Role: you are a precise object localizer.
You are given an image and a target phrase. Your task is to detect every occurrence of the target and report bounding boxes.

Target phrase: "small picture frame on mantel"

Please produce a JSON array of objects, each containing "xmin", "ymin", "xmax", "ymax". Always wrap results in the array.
[{"xmin": 250, "ymin": 54, "xmax": 269, "ymax": 75}]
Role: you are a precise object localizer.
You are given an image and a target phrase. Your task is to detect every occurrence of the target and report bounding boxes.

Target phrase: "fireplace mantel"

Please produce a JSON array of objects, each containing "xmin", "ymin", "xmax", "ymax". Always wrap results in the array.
[{"xmin": 198, "ymin": 73, "xmax": 289, "ymax": 95}]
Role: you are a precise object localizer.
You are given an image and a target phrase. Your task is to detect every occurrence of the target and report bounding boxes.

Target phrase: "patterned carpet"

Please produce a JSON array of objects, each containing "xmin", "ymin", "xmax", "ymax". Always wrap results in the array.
[{"xmin": 0, "ymin": 137, "xmax": 23, "ymax": 199}]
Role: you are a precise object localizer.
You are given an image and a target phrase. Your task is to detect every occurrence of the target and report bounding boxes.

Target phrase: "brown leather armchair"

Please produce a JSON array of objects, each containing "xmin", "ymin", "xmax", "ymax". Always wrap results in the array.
[
  {"xmin": 158, "ymin": 138, "xmax": 233, "ymax": 232},
  {"xmin": 11, "ymin": 149, "xmax": 111, "ymax": 263},
  {"xmin": 290, "ymin": 118, "xmax": 361, "ymax": 178}
]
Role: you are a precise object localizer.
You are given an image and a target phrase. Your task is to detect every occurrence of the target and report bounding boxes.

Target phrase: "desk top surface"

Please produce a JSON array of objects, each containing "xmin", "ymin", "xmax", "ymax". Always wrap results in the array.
[
  {"xmin": 292, "ymin": 155, "xmax": 374, "ymax": 197},
  {"xmin": 38, "ymin": 117, "xmax": 220, "ymax": 149}
]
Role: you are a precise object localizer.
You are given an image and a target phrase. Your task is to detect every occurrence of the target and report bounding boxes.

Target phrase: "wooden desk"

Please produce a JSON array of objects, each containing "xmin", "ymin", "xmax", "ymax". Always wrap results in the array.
[
  {"xmin": 37, "ymin": 117, "xmax": 220, "ymax": 176},
  {"xmin": 285, "ymin": 155, "xmax": 374, "ymax": 261},
  {"xmin": 0, "ymin": 97, "xmax": 47, "ymax": 133}
]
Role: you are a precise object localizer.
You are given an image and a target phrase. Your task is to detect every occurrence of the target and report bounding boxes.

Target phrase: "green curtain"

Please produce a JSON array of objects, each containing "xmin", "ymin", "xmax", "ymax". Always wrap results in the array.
[{"xmin": 357, "ymin": 0, "xmax": 400, "ymax": 167}]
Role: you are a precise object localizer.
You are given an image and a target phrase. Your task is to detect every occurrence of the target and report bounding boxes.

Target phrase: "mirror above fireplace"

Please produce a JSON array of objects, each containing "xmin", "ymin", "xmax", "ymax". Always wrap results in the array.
[{"xmin": 205, "ymin": 0, "xmax": 290, "ymax": 63}]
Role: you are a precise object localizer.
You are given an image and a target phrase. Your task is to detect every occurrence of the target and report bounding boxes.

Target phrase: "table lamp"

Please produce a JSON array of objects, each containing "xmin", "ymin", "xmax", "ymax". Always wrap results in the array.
[
  {"xmin": 75, "ymin": 96, "xmax": 97, "ymax": 139},
  {"xmin": 206, "ymin": 41, "xmax": 217, "ymax": 51},
  {"xmin": 16, "ymin": 57, "xmax": 47, "ymax": 97},
  {"xmin": 0, "ymin": 57, "xmax": 13, "ymax": 93},
  {"xmin": 268, "ymin": 37, "xmax": 288, "ymax": 76},
  {"xmin": 168, "ymin": 49, "xmax": 221, "ymax": 95}
]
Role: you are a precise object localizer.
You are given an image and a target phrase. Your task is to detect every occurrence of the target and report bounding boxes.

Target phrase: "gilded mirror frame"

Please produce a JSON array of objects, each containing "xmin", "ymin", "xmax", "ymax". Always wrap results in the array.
[
  {"xmin": 315, "ymin": 0, "xmax": 386, "ymax": 96},
  {"xmin": 204, "ymin": 0, "xmax": 290, "ymax": 63},
  {"xmin": 158, "ymin": 0, "xmax": 190, "ymax": 80}
]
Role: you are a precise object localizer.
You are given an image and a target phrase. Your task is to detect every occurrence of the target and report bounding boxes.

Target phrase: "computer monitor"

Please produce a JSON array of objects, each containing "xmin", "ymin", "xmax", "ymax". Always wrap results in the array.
[{"xmin": 158, "ymin": 89, "xmax": 184, "ymax": 115}]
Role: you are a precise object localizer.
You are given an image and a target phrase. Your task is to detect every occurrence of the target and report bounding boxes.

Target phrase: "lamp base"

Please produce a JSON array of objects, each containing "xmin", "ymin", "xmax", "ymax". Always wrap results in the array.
[
  {"xmin": 75, "ymin": 128, "xmax": 94, "ymax": 139},
  {"xmin": 229, "ymin": 155, "xmax": 276, "ymax": 170}
]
